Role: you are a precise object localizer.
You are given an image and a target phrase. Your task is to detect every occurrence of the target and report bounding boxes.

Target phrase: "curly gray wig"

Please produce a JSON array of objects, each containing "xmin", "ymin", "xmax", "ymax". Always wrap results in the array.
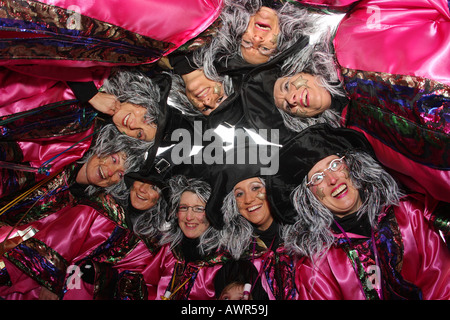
[
  {"xmin": 159, "ymin": 175, "xmax": 220, "ymax": 255},
  {"xmin": 283, "ymin": 151, "xmax": 403, "ymax": 262},
  {"xmin": 198, "ymin": 0, "xmax": 320, "ymax": 78},
  {"xmin": 276, "ymin": 31, "xmax": 345, "ymax": 131},
  {"xmin": 101, "ymin": 68, "xmax": 160, "ymax": 138},
  {"xmin": 219, "ymin": 177, "xmax": 289, "ymax": 259},
  {"xmin": 79, "ymin": 123, "xmax": 147, "ymax": 198},
  {"xmin": 117, "ymin": 183, "xmax": 168, "ymax": 238},
  {"xmin": 167, "ymin": 72, "xmax": 234, "ymax": 117}
]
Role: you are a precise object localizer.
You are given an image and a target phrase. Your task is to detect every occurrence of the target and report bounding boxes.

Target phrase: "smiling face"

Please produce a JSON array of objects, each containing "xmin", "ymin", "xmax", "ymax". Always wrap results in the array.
[
  {"xmin": 233, "ymin": 177, "xmax": 273, "ymax": 231},
  {"xmin": 273, "ymin": 72, "xmax": 332, "ymax": 117},
  {"xmin": 130, "ymin": 180, "xmax": 160, "ymax": 211},
  {"xmin": 112, "ymin": 102, "xmax": 157, "ymax": 141},
  {"xmin": 307, "ymin": 155, "xmax": 362, "ymax": 217},
  {"xmin": 79, "ymin": 152, "xmax": 127, "ymax": 188},
  {"xmin": 177, "ymin": 191, "xmax": 210, "ymax": 239},
  {"xmin": 181, "ymin": 69, "xmax": 227, "ymax": 116},
  {"xmin": 241, "ymin": 6, "xmax": 280, "ymax": 64}
]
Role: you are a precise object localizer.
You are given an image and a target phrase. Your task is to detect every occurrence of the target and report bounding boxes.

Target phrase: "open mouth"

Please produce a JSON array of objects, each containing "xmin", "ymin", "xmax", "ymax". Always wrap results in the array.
[
  {"xmin": 122, "ymin": 113, "xmax": 131, "ymax": 127},
  {"xmin": 136, "ymin": 193, "xmax": 147, "ymax": 201},
  {"xmin": 98, "ymin": 166, "xmax": 106, "ymax": 180},
  {"xmin": 301, "ymin": 88, "xmax": 309, "ymax": 107},
  {"xmin": 185, "ymin": 223, "xmax": 199, "ymax": 229},
  {"xmin": 255, "ymin": 22, "xmax": 271, "ymax": 31},
  {"xmin": 196, "ymin": 87, "xmax": 209, "ymax": 100},
  {"xmin": 331, "ymin": 183, "xmax": 348, "ymax": 198},
  {"xmin": 247, "ymin": 204, "xmax": 262, "ymax": 212}
]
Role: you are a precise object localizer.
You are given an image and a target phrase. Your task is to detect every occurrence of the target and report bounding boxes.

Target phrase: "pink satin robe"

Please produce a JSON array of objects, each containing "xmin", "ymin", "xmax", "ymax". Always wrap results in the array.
[
  {"xmin": 0, "ymin": 199, "xmax": 160, "ymax": 300},
  {"xmin": 295, "ymin": 195, "xmax": 450, "ymax": 300},
  {"xmin": 297, "ymin": 0, "xmax": 450, "ymax": 202}
]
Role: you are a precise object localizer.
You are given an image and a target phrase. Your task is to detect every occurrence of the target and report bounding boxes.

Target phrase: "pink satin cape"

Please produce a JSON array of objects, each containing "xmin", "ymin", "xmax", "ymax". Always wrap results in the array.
[
  {"xmin": 0, "ymin": 204, "xmax": 160, "ymax": 300},
  {"xmin": 295, "ymin": 195, "xmax": 450, "ymax": 300}
]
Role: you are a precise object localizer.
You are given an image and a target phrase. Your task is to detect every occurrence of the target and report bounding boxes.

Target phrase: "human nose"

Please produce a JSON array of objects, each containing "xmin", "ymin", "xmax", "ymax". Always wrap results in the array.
[
  {"xmin": 243, "ymin": 192, "xmax": 255, "ymax": 204},
  {"xmin": 288, "ymin": 90, "xmax": 297, "ymax": 105},
  {"xmin": 324, "ymin": 170, "xmax": 338, "ymax": 185},
  {"xmin": 185, "ymin": 209, "xmax": 195, "ymax": 220},
  {"xmin": 252, "ymin": 32, "xmax": 264, "ymax": 43}
]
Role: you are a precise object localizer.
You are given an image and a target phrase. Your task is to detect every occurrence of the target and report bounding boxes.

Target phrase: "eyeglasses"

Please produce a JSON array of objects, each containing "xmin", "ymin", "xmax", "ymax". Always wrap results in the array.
[
  {"xmin": 177, "ymin": 205, "xmax": 206, "ymax": 213},
  {"xmin": 306, "ymin": 156, "xmax": 346, "ymax": 188}
]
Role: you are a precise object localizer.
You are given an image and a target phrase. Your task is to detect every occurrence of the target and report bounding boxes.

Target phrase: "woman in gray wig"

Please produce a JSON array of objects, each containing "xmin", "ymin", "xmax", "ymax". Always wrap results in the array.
[
  {"xmin": 273, "ymin": 35, "xmax": 347, "ymax": 132},
  {"xmin": 156, "ymin": 175, "xmax": 229, "ymax": 300},
  {"xmin": 101, "ymin": 69, "xmax": 161, "ymax": 142},
  {"xmin": 267, "ymin": 123, "xmax": 450, "ymax": 300},
  {"xmin": 78, "ymin": 123, "xmax": 147, "ymax": 199},
  {"xmin": 200, "ymin": 0, "xmax": 319, "ymax": 70}
]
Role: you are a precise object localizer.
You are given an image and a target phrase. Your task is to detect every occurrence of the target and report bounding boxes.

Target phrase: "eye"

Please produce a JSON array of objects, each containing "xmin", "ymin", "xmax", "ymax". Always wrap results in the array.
[
  {"xmin": 234, "ymin": 191, "xmax": 243, "ymax": 198},
  {"xmin": 216, "ymin": 96, "xmax": 224, "ymax": 106},
  {"xmin": 330, "ymin": 159, "xmax": 343, "ymax": 171},
  {"xmin": 241, "ymin": 40, "xmax": 252, "ymax": 48},
  {"xmin": 251, "ymin": 184, "xmax": 262, "ymax": 192},
  {"xmin": 137, "ymin": 130, "xmax": 143, "ymax": 140},
  {"xmin": 311, "ymin": 173, "xmax": 324, "ymax": 185}
]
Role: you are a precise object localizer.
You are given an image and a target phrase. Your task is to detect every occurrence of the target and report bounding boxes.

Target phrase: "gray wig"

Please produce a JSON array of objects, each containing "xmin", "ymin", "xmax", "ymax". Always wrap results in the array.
[
  {"xmin": 199, "ymin": 0, "xmax": 319, "ymax": 78},
  {"xmin": 167, "ymin": 72, "xmax": 234, "ymax": 117},
  {"xmin": 79, "ymin": 123, "xmax": 147, "ymax": 198},
  {"xmin": 102, "ymin": 68, "xmax": 160, "ymax": 134},
  {"xmin": 219, "ymin": 177, "xmax": 288, "ymax": 259},
  {"xmin": 277, "ymin": 33, "xmax": 345, "ymax": 131},
  {"xmin": 118, "ymin": 185, "xmax": 168, "ymax": 238},
  {"xmin": 278, "ymin": 108, "xmax": 342, "ymax": 132},
  {"xmin": 283, "ymin": 151, "xmax": 403, "ymax": 262},
  {"xmin": 159, "ymin": 175, "xmax": 220, "ymax": 255}
]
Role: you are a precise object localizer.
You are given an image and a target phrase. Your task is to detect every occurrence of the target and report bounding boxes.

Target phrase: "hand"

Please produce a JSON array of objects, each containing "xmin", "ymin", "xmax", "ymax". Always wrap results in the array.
[{"xmin": 88, "ymin": 92, "xmax": 120, "ymax": 116}]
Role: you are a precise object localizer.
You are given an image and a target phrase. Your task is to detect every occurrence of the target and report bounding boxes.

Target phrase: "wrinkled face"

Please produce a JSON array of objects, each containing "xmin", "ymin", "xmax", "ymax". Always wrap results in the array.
[
  {"xmin": 112, "ymin": 102, "xmax": 157, "ymax": 141},
  {"xmin": 307, "ymin": 155, "xmax": 362, "ymax": 217},
  {"xmin": 85, "ymin": 152, "xmax": 127, "ymax": 187},
  {"xmin": 130, "ymin": 180, "xmax": 160, "ymax": 211},
  {"xmin": 241, "ymin": 6, "xmax": 280, "ymax": 64},
  {"xmin": 233, "ymin": 177, "xmax": 273, "ymax": 231},
  {"xmin": 219, "ymin": 283, "xmax": 245, "ymax": 300},
  {"xmin": 177, "ymin": 191, "xmax": 210, "ymax": 239},
  {"xmin": 273, "ymin": 72, "xmax": 332, "ymax": 117},
  {"xmin": 182, "ymin": 70, "xmax": 227, "ymax": 116}
]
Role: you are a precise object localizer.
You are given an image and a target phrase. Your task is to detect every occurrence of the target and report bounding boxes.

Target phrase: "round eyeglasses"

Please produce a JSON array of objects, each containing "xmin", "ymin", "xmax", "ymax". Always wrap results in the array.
[
  {"xmin": 306, "ymin": 156, "xmax": 346, "ymax": 188},
  {"xmin": 177, "ymin": 205, "xmax": 205, "ymax": 213}
]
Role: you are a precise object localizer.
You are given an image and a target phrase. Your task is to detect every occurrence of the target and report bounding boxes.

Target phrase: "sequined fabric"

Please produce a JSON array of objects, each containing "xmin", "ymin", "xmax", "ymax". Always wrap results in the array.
[
  {"xmin": 0, "ymin": 0, "xmax": 174, "ymax": 65},
  {"xmin": 336, "ymin": 207, "xmax": 423, "ymax": 300},
  {"xmin": 261, "ymin": 246, "xmax": 297, "ymax": 300},
  {"xmin": 5, "ymin": 238, "xmax": 68, "ymax": 295},
  {"xmin": 0, "ymin": 164, "xmax": 79, "ymax": 226},
  {"xmin": 0, "ymin": 100, "xmax": 97, "ymax": 140},
  {"xmin": 343, "ymin": 68, "xmax": 450, "ymax": 169}
]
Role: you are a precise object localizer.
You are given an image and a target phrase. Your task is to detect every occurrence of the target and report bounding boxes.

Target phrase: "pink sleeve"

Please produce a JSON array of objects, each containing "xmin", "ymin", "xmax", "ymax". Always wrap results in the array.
[{"xmin": 395, "ymin": 198, "xmax": 450, "ymax": 300}]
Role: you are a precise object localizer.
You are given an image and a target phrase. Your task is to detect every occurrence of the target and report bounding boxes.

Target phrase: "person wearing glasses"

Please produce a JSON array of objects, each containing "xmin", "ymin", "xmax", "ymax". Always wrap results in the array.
[
  {"xmin": 154, "ymin": 175, "xmax": 230, "ymax": 300},
  {"xmin": 266, "ymin": 124, "xmax": 450, "ymax": 300}
]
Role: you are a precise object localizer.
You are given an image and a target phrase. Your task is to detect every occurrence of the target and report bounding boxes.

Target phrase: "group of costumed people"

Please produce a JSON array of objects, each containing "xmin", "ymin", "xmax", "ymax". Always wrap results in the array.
[{"xmin": 0, "ymin": 0, "xmax": 448, "ymax": 300}]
